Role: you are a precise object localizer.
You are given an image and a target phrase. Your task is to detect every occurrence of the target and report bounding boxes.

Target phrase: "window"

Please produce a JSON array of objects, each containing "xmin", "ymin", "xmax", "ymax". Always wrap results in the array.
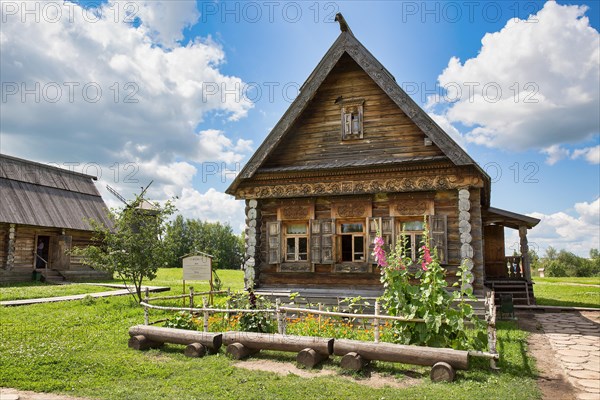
[
  {"xmin": 340, "ymin": 99, "xmax": 364, "ymax": 140},
  {"xmin": 339, "ymin": 222, "xmax": 365, "ymax": 262},
  {"xmin": 398, "ymin": 220, "xmax": 425, "ymax": 262},
  {"xmin": 285, "ymin": 223, "xmax": 308, "ymax": 261}
]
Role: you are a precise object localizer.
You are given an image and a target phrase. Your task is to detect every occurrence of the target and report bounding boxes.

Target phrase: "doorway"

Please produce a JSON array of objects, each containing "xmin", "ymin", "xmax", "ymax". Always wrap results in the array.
[{"xmin": 35, "ymin": 235, "xmax": 50, "ymax": 269}]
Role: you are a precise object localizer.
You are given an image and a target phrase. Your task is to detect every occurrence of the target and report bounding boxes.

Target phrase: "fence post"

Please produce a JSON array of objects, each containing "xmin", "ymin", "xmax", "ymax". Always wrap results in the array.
[
  {"xmin": 189, "ymin": 286, "xmax": 194, "ymax": 310},
  {"xmin": 144, "ymin": 287, "xmax": 150, "ymax": 325},
  {"xmin": 202, "ymin": 297, "xmax": 209, "ymax": 332},
  {"xmin": 318, "ymin": 303, "xmax": 323, "ymax": 331},
  {"xmin": 225, "ymin": 292, "xmax": 231, "ymax": 323},
  {"xmin": 276, "ymin": 298, "xmax": 283, "ymax": 335},
  {"xmin": 374, "ymin": 299, "xmax": 380, "ymax": 343}
]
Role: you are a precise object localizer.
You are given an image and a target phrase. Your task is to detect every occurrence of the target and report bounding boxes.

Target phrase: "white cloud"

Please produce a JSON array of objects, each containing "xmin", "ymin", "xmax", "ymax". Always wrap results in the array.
[
  {"xmin": 506, "ymin": 197, "xmax": 600, "ymax": 257},
  {"xmin": 0, "ymin": 0, "xmax": 253, "ymax": 222},
  {"xmin": 132, "ymin": 1, "xmax": 200, "ymax": 48},
  {"xmin": 541, "ymin": 144, "xmax": 570, "ymax": 165},
  {"xmin": 0, "ymin": 0, "xmax": 253, "ymax": 166},
  {"xmin": 435, "ymin": 2, "xmax": 599, "ymax": 151},
  {"xmin": 428, "ymin": 112, "xmax": 467, "ymax": 150},
  {"xmin": 572, "ymin": 145, "xmax": 600, "ymax": 164},
  {"xmin": 574, "ymin": 198, "xmax": 600, "ymax": 225},
  {"xmin": 176, "ymin": 188, "xmax": 245, "ymax": 231},
  {"xmin": 196, "ymin": 130, "xmax": 253, "ymax": 164}
]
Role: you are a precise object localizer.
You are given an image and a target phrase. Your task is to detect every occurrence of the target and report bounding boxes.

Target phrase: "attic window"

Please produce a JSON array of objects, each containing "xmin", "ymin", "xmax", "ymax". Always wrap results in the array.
[{"xmin": 340, "ymin": 99, "xmax": 364, "ymax": 140}]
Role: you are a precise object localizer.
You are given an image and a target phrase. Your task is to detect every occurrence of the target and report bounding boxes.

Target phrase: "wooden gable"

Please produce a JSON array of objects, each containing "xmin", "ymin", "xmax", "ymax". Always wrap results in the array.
[
  {"xmin": 227, "ymin": 29, "xmax": 490, "ymax": 202},
  {"xmin": 262, "ymin": 53, "xmax": 446, "ymax": 169}
]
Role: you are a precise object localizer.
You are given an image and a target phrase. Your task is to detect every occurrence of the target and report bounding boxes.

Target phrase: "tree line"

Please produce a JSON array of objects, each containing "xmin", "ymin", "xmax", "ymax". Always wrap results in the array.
[
  {"xmin": 163, "ymin": 215, "xmax": 244, "ymax": 270},
  {"xmin": 531, "ymin": 247, "xmax": 600, "ymax": 277}
]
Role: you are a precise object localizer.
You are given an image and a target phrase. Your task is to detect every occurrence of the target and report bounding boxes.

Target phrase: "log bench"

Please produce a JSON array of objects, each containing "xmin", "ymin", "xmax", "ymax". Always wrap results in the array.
[
  {"xmin": 222, "ymin": 331, "xmax": 334, "ymax": 368},
  {"xmin": 333, "ymin": 338, "xmax": 469, "ymax": 382},
  {"xmin": 128, "ymin": 325, "xmax": 222, "ymax": 357}
]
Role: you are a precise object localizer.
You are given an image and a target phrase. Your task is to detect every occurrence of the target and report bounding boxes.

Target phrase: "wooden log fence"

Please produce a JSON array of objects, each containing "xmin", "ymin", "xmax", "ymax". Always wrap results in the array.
[
  {"xmin": 137, "ymin": 289, "xmax": 500, "ymax": 379},
  {"xmin": 128, "ymin": 325, "xmax": 222, "ymax": 356}
]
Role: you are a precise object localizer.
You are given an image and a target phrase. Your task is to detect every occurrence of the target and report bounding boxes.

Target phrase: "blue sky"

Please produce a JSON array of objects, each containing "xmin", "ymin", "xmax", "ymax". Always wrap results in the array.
[{"xmin": 1, "ymin": 0, "xmax": 598, "ymax": 255}]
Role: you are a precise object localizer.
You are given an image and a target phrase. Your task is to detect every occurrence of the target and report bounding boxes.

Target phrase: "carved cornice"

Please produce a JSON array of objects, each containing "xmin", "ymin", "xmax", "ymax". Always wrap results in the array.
[
  {"xmin": 237, "ymin": 174, "xmax": 484, "ymax": 199},
  {"xmin": 281, "ymin": 206, "xmax": 310, "ymax": 220},
  {"xmin": 253, "ymin": 161, "xmax": 457, "ymax": 182},
  {"xmin": 392, "ymin": 200, "xmax": 432, "ymax": 217},
  {"xmin": 332, "ymin": 201, "xmax": 371, "ymax": 219}
]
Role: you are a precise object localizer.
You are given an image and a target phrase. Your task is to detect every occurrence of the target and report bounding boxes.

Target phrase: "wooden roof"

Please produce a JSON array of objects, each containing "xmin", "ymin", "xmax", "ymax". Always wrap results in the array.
[
  {"xmin": 227, "ymin": 29, "xmax": 490, "ymax": 196},
  {"xmin": 482, "ymin": 207, "xmax": 541, "ymax": 229},
  {"xmin": 0, "ymin": 154, "xmax": 112, "ymax": 230}
]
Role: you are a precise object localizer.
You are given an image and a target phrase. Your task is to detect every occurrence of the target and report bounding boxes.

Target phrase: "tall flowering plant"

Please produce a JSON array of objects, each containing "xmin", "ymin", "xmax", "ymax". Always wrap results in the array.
[{"xmin": 375, "ymin": 220, "xmax": 486, "ymax": 350}]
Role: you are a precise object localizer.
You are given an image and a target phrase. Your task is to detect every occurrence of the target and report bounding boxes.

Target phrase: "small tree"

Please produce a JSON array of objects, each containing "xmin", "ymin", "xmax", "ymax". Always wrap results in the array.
[{"xmin": 76, "ymin": 195, "xmax": 176, "ymax": 302}]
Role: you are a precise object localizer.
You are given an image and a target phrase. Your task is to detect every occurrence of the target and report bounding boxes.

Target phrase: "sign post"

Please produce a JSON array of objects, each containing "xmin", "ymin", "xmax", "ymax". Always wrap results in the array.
[{"xmin": 182, "ymin": 252, "xmax": 214, "ymax": 305}]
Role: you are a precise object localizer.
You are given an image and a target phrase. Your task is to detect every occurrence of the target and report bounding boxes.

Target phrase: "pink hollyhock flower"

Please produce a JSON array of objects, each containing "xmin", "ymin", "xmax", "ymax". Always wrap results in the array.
[
  {"xmin": 421, "ymin": 245, "xmax": 432, "ymax": 271},
  {"xmin": 373, "ymin": 236, "xmax": 388, "ymax": 268}
]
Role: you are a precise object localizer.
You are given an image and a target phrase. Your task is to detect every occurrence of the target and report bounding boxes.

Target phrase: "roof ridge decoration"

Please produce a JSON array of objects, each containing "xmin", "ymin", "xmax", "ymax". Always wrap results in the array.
[{"xmin": 227, "ymin": 23, "xmax": 486, "ymax": 195}]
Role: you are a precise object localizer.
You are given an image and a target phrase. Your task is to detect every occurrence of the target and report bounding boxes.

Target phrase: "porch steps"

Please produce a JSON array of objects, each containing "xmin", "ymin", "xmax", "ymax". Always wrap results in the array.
[
  {"xmin": 40, "ymin": 269, "xmax": 65, "ymax": 283},
  {"xmin": 59, "ymin": 269, "xmax": 112, "ymax": 282},
  {"xmin": 485, "ymin": 280, "xmax": 535, "ymax": 306}
]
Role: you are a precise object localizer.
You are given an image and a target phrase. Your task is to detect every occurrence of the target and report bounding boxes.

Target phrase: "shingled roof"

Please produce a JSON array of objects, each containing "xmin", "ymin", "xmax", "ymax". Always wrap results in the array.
[
  {"xmin": 227, "ymin": 29, "xmax": 490, "ymax": 196},
  {"xmin": 0, "ymin": 154, "xmax": 112, "ymax": 230}
]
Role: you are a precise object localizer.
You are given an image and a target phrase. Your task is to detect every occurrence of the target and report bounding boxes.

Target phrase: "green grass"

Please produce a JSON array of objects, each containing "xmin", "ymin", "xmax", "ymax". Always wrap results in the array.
[
  {"xmin": 146, "ymin": 268, "xmax": 246, "ymax": 294},
  {"xmin": 0, "ymin": 268, "xmax": 540, "ymax": 400},
  {"xmin": 533, "ymin": 282, "xmax": 600, "ymax": 308},
  {"xmin": 534, "ymin": 277, "xmax": 600, "ymax": 285},
  {"xmin": 0, "ymin": 282, "xmax": 117, "ymax": 302}
]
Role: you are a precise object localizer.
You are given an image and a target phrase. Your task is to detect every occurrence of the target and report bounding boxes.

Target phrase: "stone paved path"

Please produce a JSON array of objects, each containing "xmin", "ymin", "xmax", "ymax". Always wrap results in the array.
[{"xmin": 536, "ymin": 312, "xmax": 600, "ymax": 400}]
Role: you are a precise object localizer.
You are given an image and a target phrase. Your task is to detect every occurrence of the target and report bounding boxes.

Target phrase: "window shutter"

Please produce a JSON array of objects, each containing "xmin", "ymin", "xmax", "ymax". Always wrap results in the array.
[
  {"xmin": 310, "ymin": 219, "xmax": 321, "ymax": 264},
  {"xmin": 382, "ymin": 217, "xmax": 395, "ymax": 253},
  {"xmin": 367, "ymin": 217, "xmax": 380, "ymax": 264},
  {"xmin": 429, "ymin": 215, "xmax": 448, "ymax": 264},
  {"xmin": 267, "ymin": 221, "xmax": 282, "ymax": 264},
  {"xmin": 321, "ymin": 219, "xmax": 335, "ymax": 264}
]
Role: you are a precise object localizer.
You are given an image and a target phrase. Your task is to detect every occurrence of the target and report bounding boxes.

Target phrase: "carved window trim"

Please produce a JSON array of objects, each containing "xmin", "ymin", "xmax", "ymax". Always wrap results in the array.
[
  {"xmin": 283, "ymin": 221, "xmax": 309, "ymax": 262},
  {"xmin": 394, "ymin": 215, "xmax": 448, "ymax": 265},
  {"xmin": 336, "ymin": 219, "xmax": 366, "ymax": 263},
  {"xmin": 340, "ymin": 98, "xmax": 364, "ymax": 140}
]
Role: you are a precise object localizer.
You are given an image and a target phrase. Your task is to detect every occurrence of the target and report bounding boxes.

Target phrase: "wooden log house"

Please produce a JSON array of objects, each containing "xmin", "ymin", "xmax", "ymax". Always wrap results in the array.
[
  {"xmin": 0, "ymin": 154, "xmax": 113, "ymax": 283},
  {"xmin": 226, "ymin": 17, "xmax": 540, "ymax": 304}
]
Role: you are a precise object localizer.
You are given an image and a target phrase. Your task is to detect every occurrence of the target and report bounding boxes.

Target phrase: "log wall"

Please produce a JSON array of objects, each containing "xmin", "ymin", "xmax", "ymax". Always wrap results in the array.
[
  {"xmin": 255, "ymin": 189, "xmax": 485, "ymax": 292},
  {"xmin": 262, "ymin": 53, "xmax": 445, "ymax": 169},
  {"xmin": 0, "ymin": 224, "xmax": 95, "ymax": 271},
  {"xmin": 0, "ymin": 224, "xmax": 7, "ymax": 268}
]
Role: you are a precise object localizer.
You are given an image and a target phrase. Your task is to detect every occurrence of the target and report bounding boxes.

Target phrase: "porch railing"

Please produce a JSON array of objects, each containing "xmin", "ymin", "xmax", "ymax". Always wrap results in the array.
[{"xmin": 505, "ymin": 256, "xmax": 523, "ymax": 279}]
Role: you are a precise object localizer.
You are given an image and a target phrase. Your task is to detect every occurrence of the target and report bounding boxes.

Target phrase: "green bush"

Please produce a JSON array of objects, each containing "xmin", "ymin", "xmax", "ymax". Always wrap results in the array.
[{"xmin": 164, "ymin": 311, "xmax": 197, "ymax": 330}]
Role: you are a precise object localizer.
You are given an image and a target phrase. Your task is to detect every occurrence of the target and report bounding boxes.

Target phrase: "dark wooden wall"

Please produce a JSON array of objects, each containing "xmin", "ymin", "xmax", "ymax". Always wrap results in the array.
[
  {"xmin": 0, "ymin": 224, "xmax": 7, "ymax": 268},
  {"xmin": 262, "ymin": 53, "xmax": 446, "ymax": 169},
  {"xmin": 255, "ymin": 189, "xmax": 484, "ymax": 292},
  {"xmin": 483, "ymin": 225, "xmax": 506, "ymax": 278},
  {"xmin": 0, "ymin": 224, "xmax": 95, "ymax": 271}
]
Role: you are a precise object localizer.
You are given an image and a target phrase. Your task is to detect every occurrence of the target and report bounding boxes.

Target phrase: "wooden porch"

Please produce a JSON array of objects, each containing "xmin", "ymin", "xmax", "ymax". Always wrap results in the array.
[{"xmin": 482, "ymin": 208, "xmax": 540, "ymax": 305}]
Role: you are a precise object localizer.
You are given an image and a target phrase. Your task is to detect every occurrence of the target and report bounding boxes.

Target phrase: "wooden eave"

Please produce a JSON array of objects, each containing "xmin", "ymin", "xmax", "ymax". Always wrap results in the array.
[
  {"xmin": 252, "ymin": 159, "xmax": 458, "ymax": 182},
  {"xmin": 227, "ymin": 30, "xmax": 491, "ymax": 205},
  {"xmin": 482, "ymin": 207, "xmax": 540, "ymax": 229}
]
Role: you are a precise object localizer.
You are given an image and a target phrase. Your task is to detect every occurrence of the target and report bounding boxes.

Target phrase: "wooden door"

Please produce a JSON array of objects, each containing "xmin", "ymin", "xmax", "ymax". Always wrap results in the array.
[
  {"xmin": 484, "ymin": 225, "xmax": 506, "ymax": 278},
  {"xmin": 49, "ymin": 235, "xmax": 72, "ymax": 270}
]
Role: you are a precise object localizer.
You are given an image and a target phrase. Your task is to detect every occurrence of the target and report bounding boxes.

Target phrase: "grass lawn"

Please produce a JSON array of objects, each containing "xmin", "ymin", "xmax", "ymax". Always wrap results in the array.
[
  {"xmin": 0, "ymin": 268, "xmax": 541, "ymax": 400},
  {"xmin": 534, "ymin": 277, "xmax": 600, "ymax": 285},
  {"xmin": 533, "ymin": 280, "xmax": 600, "ymax": 308},
  {"xmin": 0, "ymin": 282, "xmax": 117, "ymax": 302}
]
